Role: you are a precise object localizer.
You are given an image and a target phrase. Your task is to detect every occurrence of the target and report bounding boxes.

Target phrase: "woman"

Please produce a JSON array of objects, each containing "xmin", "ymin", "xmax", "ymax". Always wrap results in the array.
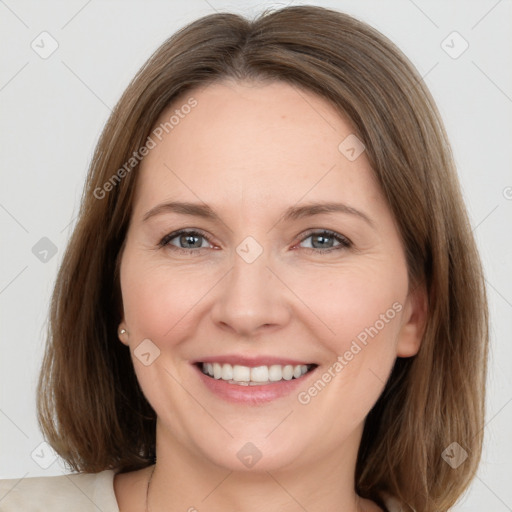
[{"xmin": 0, "ymin": 5, "xmax": 488, "ymax": 511}]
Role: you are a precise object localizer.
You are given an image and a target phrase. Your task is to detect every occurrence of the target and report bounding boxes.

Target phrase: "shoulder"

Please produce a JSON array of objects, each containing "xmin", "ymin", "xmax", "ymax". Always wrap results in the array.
[
  {"xmin": 381, "ymin": 492, "xmax": 408, "ymax": 512},
  {"xmin": 0, "ymin": 469, "xmax": 119, "ymax": 512}
]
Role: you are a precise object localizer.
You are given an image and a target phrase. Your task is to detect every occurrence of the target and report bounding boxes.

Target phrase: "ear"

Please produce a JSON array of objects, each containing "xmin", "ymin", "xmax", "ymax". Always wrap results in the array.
[
  {"xmin": 118, "ymin": 322, "xmax": 130, "ymax": 347},
  {"xmin": 396, "ymin": 282, "xmax": 428, "ymax": 358}
]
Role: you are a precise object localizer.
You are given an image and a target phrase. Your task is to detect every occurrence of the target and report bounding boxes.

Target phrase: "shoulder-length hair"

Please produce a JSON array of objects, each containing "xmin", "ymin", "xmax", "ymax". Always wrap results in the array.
[{"xmin": 37, "ymin": 5, "xmax": 489, "ymax": 511}]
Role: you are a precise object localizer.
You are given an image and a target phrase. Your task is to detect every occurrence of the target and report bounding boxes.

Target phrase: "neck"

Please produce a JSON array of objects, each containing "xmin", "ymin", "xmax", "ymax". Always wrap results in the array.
[{"xmin": 146, "ymin": 420, "xmax": 380, "ymax": 512}]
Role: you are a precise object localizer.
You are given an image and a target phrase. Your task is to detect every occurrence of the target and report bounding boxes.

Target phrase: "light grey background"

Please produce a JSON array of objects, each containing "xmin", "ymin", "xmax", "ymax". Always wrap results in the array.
[{"xmin": 1, "ymin": 0, "xmax": 511, "ymax": 510}]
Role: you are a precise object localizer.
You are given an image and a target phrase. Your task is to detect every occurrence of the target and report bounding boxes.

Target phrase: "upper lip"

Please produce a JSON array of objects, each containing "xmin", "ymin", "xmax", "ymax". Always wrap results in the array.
[{"xmin": 193, "ymin": 355, "xmax": 315, "ymax": 367}]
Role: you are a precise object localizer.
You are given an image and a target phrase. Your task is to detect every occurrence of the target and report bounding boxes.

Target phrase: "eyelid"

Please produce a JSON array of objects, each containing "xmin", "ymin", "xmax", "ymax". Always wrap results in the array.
[
  {"xmin": 158, "ymin": 228, "xmax": 352, "ymax": 254},
  {"xmin": 158, "ymin": 228, "xmax": 215, "ymax": 250},
  {"xmin": 296, "ymin": 228, "xmax": 352, "ymax": 248}
]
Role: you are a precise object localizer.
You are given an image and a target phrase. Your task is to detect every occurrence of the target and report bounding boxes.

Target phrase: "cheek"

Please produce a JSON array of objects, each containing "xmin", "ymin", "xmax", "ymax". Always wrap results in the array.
[
  {"xmin": 293, "ymin": 261, "xmax": 407, "ymax": 350},
  {"xmin": 292, "ymin": 264, "xmax": 406, "ymax": 420},
  {"xmin": 119, "ymin": 252, "xmax": 205, "ymax": 424},
  {"xmin": 120, "ymin": 250, "xmax": 207, "ymax": 341},
  {"xmin": 293, "ymin": 271, "xmax": 405, "ymax": 432},
  {"xmin": 311, "ymin": 266, "xmax": 407, "ymax": 400}
]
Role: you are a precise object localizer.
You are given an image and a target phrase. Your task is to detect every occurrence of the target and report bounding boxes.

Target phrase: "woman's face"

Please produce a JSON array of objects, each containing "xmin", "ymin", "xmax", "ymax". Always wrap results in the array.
[{"xmin": 119, "ymin": 80, "xmax": 425, "ymax": 473}]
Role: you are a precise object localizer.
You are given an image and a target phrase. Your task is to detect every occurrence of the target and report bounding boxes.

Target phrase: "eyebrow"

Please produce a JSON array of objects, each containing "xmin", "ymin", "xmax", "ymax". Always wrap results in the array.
[{"xmin": 142, "ymin": 201, "xmax": 375, "ymax": 228}]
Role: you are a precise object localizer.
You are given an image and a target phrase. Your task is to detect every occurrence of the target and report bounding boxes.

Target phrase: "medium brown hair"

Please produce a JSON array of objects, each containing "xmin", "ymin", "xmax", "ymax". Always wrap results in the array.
[{"xmin": 37, "ymin": 5, "xmax": 489, "ymax": 511}]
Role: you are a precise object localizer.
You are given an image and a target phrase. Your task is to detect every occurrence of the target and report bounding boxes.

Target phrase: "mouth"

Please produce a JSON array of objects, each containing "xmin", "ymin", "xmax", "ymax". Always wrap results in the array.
[
  {"xmin": 196, "ymin": 362, "xmax": 318, "ymax": 386},
  {"xmin": 191, "ymin": 355, "xmax": 319, "ymax": 404}
]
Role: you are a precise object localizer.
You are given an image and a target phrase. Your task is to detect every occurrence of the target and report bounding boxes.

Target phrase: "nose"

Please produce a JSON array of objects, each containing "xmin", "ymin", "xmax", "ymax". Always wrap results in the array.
[{"xmin": 210, "ymin": 246, "xmax": 291, "ymax": 338}]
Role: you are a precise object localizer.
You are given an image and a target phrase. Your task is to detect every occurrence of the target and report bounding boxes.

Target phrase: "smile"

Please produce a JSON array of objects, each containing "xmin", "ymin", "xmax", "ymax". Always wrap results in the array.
[{"xmin": 199, "ymin": 362, "xmax": 317, "ymax": 385}]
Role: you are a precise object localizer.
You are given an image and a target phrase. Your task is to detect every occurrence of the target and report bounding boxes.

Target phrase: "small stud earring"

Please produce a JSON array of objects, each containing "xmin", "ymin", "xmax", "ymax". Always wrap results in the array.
[{"xmin": 119, "ymin": 328, "xmax": 127, "ymax": 335}]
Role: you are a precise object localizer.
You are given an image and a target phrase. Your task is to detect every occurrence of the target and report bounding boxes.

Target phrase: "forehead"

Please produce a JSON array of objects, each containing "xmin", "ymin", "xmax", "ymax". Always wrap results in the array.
[{"xmin": 134, "ymin": 80, "xmax": 382, "ymax": 215}]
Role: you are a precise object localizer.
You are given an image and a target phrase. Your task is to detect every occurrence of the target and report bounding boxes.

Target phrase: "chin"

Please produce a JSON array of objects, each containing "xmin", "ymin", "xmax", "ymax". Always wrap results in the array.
[{"xmin": 203, "ymin": 443, "xmax": 303, "ymax": 474}]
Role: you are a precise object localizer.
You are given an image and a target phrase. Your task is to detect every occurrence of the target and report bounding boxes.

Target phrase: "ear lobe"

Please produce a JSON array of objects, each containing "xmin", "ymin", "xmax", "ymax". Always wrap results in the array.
[
  {"xmin": 396, "ymin": 283, "xmax": 428, "ymax": 358},
  {"xmin": 118, "ymin": 323, "xmax": 130, "ymax": 346}
]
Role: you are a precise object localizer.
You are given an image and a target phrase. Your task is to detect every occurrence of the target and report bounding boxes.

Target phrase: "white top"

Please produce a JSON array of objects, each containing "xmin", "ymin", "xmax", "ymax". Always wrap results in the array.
[{"xmin": 0, "ymin": 470, "xmax": 403, "ymax": 511}]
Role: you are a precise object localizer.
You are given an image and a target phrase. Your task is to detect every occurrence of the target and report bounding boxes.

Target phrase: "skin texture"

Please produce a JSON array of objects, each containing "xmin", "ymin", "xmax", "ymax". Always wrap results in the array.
[{"xmin": 115, "ymin": 80, "xmax": 427, "ymax": 512}]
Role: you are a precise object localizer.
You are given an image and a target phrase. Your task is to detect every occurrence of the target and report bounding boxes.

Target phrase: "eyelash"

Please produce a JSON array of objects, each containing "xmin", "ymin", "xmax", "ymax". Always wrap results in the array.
[{"xmin": 158, "ymin": 228, "xmax": 352, "ymax": 256}]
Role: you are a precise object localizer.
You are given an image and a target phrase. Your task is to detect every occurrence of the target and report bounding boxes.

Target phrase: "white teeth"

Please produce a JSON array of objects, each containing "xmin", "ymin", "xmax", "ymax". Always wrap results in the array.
[
  {"xmin": 282, "ymin": 365, "xmax": 293, "ymax": 380},
  {"xmin": 213, "ymin": 363, "xmax": 222, "ymax": 379},
  {"xmin": 268, "ymin": 365, "xmax": 282, "ymax": 382},
  {"xmin": 221, "ymin": 364, "xmax": 233, "ymax": 380},
  {"xmin": 201, "ymin": 362, "xmax": 311, "ymax": 384},
  {"xmin": 250, "ymin": 366, "xmax": 269, "ymax": 382},
  {"xmin": 233, "ymin": 365, "xmax": 250, "ymax": 382}
]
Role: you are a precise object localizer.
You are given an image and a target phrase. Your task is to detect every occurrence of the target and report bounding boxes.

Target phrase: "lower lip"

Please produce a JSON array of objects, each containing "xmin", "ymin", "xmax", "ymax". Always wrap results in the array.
[{"xmin": 193, "ymin": 364, "xmax": 316, "ymax": 405}]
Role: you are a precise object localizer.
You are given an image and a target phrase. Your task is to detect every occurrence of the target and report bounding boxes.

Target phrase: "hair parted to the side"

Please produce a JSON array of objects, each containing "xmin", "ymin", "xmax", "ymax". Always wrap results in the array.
[{"xmin": 36, "ymin": 5, "xmax": 488, "ymax": 511}]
